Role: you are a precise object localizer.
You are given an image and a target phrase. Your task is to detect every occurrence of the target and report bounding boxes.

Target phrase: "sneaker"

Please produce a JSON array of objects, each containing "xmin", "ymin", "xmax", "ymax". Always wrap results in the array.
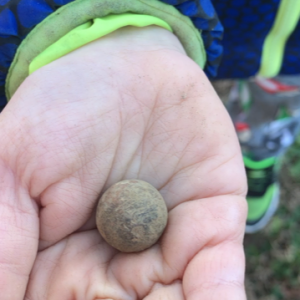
[
  {"xmin": 215, "ymin": 80, "xmax": 283, "ymax": 233},
  {"xmin": 244, "ymin": 156, "xmax": 280, "ymax": 234},
  {"xmin": 224, "ymin": 77, "xmax": 300, "ymax": 233}
]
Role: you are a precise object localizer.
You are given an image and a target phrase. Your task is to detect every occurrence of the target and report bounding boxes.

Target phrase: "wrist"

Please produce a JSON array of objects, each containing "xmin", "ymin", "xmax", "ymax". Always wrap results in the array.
[
  {"xmin": 55, "ymin": 25, "xmax": 187, "ymax": 74},
  {"xmin": 22, "ymin": 25, "xmax": 189, "ymax": 99},
  {"xmin": 91, "ymin": 25, "xmax": 187, "ymax": 55}
]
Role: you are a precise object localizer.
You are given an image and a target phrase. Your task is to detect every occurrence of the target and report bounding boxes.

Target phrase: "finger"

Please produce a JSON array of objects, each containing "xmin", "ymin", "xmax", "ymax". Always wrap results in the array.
[
  {"xmin": 26, "ymin": 195, "xmax": 247, "ymax": 300},
  {"xmin": 38, "ymin": 175, "xmax": 101, "ymax": 249},
  {"xmin": 163, "ymin": 196, "xmax": 247, "ymax": 299},
  {"xmin": 27, "ymin": 231, "xmax": 181, "ymax": 300},
  {"xmin": 160, "ymin": 195, "xmax": 247, "ymax": 276},
  {"xmin": 0, "ymin": 162, "xmax": 39, "ymax": 300},
  {"xmin": 25, "ymin": 231, "xmax": 125, "ymax": 300},
  {"xmin": 108, "ymin": 195, "xmax": 247, "ymax": 297},
  {"xmin": 143, "ymin": 281, "xmax": 184, "ymax": 300},
  {"xmin": 183, "ymin": 240, "xmax": 246, "ymax": 300}
]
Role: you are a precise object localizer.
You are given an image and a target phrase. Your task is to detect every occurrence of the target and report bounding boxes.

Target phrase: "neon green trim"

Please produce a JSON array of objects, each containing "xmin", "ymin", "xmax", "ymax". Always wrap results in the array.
[
  {"xmin": 247, "ymin": 184, "xmax": 277, "ymax": 221},
  {"xmin": 277, "ymin": 105, "xmax": 290, "ymax": 119},
  {"xmin": 258, "ymin": 0, "xmax": 300, "ymax": 78},
  {"xmin": 243, "ymin": 156, "xmax": 276, "ymax": 169},
  {"xmin": 29, "ymin": 14, "xmax": 172, "ymax": 74}
]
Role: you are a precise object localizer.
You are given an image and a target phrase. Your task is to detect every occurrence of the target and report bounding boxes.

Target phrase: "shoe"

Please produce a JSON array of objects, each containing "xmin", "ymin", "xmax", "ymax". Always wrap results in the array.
[
  {"xmin": 244, "ymin": 156, "xmax": 280, "ymax": 234},
  {"xmin": 224, "ymin": 77, "xmax": 300, "ymax": 233}
]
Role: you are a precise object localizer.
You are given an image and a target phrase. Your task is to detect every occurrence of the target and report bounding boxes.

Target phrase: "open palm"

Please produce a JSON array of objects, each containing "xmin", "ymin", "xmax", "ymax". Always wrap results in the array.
[{"xmin": 0, "ymin": 30, "xmax": 247, "ymax": 300}]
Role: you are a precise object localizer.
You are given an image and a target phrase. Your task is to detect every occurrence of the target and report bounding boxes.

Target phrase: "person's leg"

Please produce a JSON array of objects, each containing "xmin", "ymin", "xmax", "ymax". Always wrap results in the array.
[{"xmin": 226, "ymin": 76, "xmax": 300, "ymax": 233}]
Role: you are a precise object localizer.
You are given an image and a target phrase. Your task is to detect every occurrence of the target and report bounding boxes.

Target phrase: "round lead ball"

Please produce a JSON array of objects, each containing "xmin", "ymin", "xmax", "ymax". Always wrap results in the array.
[{"xmin": 96, "ymin": 179, "xmax": 168, "ymax": 252}]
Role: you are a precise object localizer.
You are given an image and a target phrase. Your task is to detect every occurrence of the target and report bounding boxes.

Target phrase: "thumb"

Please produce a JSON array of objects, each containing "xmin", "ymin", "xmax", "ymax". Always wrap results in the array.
[{"xmin": 0, "ymin": 162, "xmax": 39, "ymax": 299}]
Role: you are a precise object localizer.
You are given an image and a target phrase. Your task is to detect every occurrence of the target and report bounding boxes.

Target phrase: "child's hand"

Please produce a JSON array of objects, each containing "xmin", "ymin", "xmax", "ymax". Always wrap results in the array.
[{"xmin": 0, "ymin": 26, "xmax": 247, "ymax": 300}]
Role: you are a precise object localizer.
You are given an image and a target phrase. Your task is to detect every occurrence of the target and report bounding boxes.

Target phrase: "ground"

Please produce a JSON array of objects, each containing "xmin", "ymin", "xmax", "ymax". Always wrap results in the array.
[{"xmin": 212, "ymin": 80, "xmax": 300, "ymax": 300}]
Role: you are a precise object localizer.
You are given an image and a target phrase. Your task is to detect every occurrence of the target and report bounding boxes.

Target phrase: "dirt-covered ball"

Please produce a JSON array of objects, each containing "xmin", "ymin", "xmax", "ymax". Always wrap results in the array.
[{"xmin": 96, "ymin": 179, "xmax": 168, "ymax": 252}]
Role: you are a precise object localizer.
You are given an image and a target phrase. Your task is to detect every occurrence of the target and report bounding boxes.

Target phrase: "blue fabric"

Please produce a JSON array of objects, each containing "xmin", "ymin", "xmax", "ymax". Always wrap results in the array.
[
  {"xmin": 0, "ymin": 43, "xmax": 17, "ymax": 68},
  {"xmin": 214, "ymin": 0, "xmax": 282, "ymax": 79},
  {"xmin": 0, "ymin": 8, "xmax": 18, "ymax": 36},
  {"xmin": 0, "ymin": 70, "xmax": 5, "ymax": 85},
  {"xmin": 163, "ymin": 0, "xmax": 223, "ymax": 77},
  {"xmin": 281, "ymin": 16, "xmax": 300, "ymax": 75},
  {"xmin": 53, "ymin": 0, "xmax": 70, "ymax": 5},
  {"xmin": 0, "ymin": 0, "xmax": 10, "ymax": 6},
  {"xmin": 17, "ymin": 0, "xmax": 53, "ymax": 28}
]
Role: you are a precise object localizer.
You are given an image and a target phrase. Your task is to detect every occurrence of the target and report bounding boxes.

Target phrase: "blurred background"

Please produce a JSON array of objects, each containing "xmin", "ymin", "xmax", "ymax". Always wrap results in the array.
[{"xmin": 213, "ymin": 80, "xmax": 300, "ymax": 300}]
